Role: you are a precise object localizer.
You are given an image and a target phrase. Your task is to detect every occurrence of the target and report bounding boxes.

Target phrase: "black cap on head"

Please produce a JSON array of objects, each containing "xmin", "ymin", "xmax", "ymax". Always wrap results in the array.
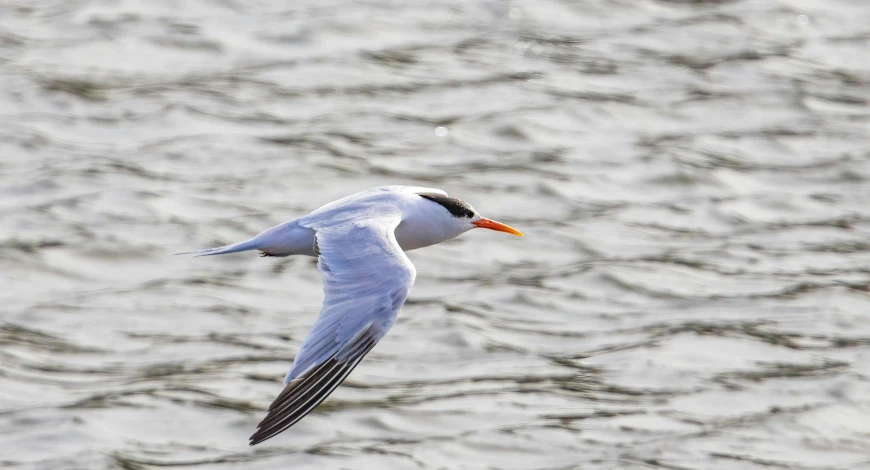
[{"xmin": 418, "ymin": 193, "xmax": 475, "ymax": 218}]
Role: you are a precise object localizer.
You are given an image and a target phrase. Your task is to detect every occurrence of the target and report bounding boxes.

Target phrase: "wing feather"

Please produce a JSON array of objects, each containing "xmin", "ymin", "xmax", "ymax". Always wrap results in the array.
[
  {"xmin": 249, "ymin": 328, "xmax": 378, "ymax": 445},
  {"xmin": 249, "ymin": 211, "xmax": 415, "ymax": 446}
]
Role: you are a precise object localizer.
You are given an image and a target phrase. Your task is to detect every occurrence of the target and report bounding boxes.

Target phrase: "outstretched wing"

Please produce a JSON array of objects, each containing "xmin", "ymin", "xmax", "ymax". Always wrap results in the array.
[{"xmin": 249, "ymin": 212, "xmax": 416, "ymax": 445}]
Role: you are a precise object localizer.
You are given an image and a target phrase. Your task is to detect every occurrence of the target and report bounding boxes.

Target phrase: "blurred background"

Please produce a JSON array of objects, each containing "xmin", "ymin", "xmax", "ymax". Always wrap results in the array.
[{"xmin": 2, "ymin": 0, "xmax": 870, "ymax": 469}]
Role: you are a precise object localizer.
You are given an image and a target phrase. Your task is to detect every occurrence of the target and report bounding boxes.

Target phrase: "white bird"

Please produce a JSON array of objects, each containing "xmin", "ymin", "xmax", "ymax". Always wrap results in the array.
[{"xmin": 179, "ymin": 185, "xmax": 522, "ymax": 445}]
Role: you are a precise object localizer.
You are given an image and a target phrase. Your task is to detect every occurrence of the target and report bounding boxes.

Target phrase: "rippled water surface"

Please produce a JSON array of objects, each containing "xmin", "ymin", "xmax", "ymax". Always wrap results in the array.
[{"xmin": 3, "ymin": 0, "xmax": 870, "ymax": 468}]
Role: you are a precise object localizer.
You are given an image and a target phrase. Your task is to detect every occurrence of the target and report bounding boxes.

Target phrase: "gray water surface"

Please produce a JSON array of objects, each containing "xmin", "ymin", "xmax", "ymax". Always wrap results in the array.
[{"xmin": 3, "ymin": 0, "xmax": 870, "ymax": 469}]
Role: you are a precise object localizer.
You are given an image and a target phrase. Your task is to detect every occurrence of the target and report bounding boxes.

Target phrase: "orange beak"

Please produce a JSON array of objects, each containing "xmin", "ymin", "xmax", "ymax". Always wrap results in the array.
[{"xmin": 472, "ymin": 218, "xmax": 523, "ymax": 237}]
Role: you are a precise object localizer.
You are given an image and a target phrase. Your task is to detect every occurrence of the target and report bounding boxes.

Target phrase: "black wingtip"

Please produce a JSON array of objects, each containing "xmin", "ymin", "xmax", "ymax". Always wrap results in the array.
[
  {"xmin": 245, "ymin": 330, "xmax": 379, "ymax": 446},
  {"xmin": 249, "ymin": 429, "xmax": 266, "ymax": 446},
  {"xmin": 249, "ymin": 423, "xmax": 284, "ymax": 446}
]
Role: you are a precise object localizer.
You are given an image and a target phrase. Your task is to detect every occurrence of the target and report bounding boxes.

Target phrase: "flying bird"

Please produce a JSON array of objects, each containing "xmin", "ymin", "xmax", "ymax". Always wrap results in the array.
[{"xmin": 179, "ymin": 185, "xmax": 522, "ymax": 445}]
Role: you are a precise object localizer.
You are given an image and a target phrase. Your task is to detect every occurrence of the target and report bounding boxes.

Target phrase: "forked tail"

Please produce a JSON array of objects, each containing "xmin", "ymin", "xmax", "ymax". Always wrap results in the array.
[
  {"xmin": 174, "ymin": 237, "xmax": 263, "ymax": 257},
  {"xmin": 175, "ymin": 219, "xmax": 314, "ymax": 258}
]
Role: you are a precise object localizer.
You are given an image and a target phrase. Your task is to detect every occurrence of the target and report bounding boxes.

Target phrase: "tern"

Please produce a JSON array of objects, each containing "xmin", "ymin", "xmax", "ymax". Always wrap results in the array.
[{"xmin": 179, "ymin": 185, "xmax": 522, "ymax": 445}]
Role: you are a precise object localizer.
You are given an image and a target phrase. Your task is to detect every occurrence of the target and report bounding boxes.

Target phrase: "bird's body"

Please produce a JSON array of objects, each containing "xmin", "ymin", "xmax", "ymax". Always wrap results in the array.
[{"xmin": 179, "ymin": 185, "xmax": 521, "ymax": 445}]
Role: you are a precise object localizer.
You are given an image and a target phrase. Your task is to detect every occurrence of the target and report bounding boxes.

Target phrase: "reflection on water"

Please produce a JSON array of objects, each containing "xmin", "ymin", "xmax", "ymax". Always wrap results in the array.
[{"xmin": 3, "ymin": 0, "xmax": 870, "ymax": 468}]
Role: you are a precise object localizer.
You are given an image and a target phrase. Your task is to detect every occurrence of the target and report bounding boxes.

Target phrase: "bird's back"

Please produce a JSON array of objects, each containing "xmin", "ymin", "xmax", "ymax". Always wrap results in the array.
[{"xmin": 302, "ymin": 185, "xmax": 447, "ymax": 227}]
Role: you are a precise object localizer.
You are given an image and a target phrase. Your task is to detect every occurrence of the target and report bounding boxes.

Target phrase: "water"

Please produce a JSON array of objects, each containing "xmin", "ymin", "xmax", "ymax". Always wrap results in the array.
[{"xmin": 2, "ymin": 0, "xmax": 870, "ymax": 468}]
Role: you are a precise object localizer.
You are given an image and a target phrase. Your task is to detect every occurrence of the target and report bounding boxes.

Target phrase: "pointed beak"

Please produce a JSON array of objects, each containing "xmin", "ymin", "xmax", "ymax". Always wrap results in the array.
[{"xmin": 472, "ymin": 217, "xmax": 523, "ymax": 237}]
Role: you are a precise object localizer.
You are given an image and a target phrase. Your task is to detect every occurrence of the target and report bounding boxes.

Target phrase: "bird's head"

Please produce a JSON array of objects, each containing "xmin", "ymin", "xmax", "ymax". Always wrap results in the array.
[{"xmin": 418, "ymin": 193, "xmax": 523, "ymax": 238}]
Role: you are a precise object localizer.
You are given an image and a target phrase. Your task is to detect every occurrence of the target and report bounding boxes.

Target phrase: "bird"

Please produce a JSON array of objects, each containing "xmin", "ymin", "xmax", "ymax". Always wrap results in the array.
[{"xmin": 178, "ymin": 185, "xmax": 522, "ymax": 445}]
